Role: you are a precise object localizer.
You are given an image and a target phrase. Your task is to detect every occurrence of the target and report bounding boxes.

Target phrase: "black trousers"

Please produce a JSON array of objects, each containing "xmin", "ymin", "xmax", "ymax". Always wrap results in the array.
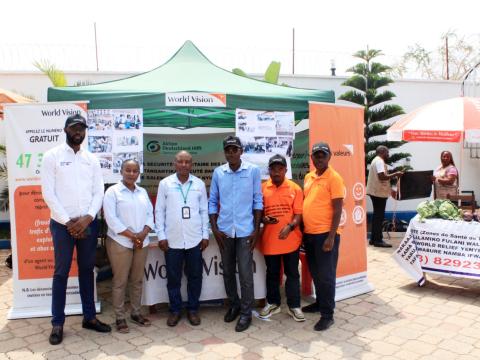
[
  {"xmin": 304, "ymin": 232, "xmax": 340, "ymax": 320},
  {"xmin": 369, "ymin": 195, "xmax": 387, "ymax": 244},
  {"xmin": 264, "ymin": 249, "xmax": 300, "ymax": 308}
]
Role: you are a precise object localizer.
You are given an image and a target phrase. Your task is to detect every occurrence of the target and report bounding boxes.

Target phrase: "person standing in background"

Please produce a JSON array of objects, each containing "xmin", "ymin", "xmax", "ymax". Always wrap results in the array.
[{"xmin": 366, "ymin": 145, "xmax": 403, "ymax": 248}]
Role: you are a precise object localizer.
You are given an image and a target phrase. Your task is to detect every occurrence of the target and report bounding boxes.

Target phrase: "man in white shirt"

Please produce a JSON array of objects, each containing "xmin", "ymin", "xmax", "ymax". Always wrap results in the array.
[
  {"xmin": 41, "ymin": 114, "xmax": 111, "ymax": 346},
  {"xmin": 155, "ymin": 150, "xmax": 209, "ymax": 327},
  {"xmin": 366, "ymin": 145, "xmax": 403, "ymax": 248}
]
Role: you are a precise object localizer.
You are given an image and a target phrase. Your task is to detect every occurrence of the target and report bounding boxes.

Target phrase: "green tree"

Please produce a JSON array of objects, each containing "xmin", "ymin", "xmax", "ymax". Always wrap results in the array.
[
  {"xmin": 338, "ymin": 49, "xmax": 410, "ymax": 173},
  {"xmin": 391, "ymin": 30, "xmax": 480, "ymax": 80}
]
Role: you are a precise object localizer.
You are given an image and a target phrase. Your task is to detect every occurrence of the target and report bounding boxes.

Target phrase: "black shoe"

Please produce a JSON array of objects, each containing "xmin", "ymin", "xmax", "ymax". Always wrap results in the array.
[
  {"xmin": 235, "ymin": 315, "xmax": 251, "ymax": 332},
  {"xmin": 301, "ymin": 303, "xmax": 320, "ymax": 313},
  {"xmin": 373, "ymin": 241, "xmax": 392, "ymax": 248},
  {"xmin": 82, "ymin": 318, "xmax": 112, "ymax": 333},
  {"xmin": 224, "ymin": 307, "xmax": 241, "ymax": 323},
  {"xmin": 49, "ymin": 325, "xmax": 63, "ymax": 345},
  {"xmin": 368, "ymin": 240, "xmax": 374, "ymax": 245},
  {"xmin": 314, "ymin": 317, "xmax": 334, "ymax": 331}
]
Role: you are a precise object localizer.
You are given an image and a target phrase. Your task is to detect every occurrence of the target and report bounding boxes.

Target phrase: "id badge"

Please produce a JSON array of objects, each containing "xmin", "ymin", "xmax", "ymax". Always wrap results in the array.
[{"xmin": 182, "ymin": 206, "xmax": 191, "ymax": 219}]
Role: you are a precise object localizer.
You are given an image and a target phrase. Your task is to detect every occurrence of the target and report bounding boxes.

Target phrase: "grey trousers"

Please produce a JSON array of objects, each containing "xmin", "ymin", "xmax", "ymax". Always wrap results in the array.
[
  {"xmin": 219, "ymin": 236, "xmax": 254, "ymax": 316},
  {"xmin": 106, "ymin": 237, "xmax": 148, "ymax": 320}
]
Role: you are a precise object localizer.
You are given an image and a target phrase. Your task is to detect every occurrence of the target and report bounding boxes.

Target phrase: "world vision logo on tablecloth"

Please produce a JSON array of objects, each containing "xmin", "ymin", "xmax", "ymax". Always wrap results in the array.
[{"xmin": 332, "ymin": 144, "xmax": 353, "ymax": 157}]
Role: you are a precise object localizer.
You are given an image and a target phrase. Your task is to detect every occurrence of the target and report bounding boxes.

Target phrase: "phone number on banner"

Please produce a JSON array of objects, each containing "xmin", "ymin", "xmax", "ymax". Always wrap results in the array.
[{"xmin": 417, "ymin": 254, "xmax": 480, "ymax": 278}]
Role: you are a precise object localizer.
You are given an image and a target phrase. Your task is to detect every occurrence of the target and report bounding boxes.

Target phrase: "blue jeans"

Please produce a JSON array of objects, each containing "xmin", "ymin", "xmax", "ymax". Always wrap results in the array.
[
  {"xmin": 303, "ymin": 232, "xmax": 340, "ymax": 320},
  {"xmin": 50, "ymin": 219, "xmax": 98, "ymax": 326},
  {"xmin": 165, "ymin": 243, "xmax": 203, "ymax": 314}
]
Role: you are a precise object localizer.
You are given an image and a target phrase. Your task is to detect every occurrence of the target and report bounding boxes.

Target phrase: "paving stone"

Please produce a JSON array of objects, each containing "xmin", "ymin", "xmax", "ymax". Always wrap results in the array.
[
  {"xmin": 100, "ymin": 340, "xmax": 135, "ymax": 355},
  {"xmin": 368, "ymin": 340, "xmax": 401, "ymax": 356}
]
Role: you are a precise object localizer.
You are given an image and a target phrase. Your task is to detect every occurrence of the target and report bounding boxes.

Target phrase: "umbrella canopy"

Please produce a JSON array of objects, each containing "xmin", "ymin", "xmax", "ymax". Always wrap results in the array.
[
  {"xmin": 387, "ymin": 97, "xmax": 480, "ymax": 143},
  {"xmin": 0, "ymin": 88, "xmax": 35, "ymax": 120}
]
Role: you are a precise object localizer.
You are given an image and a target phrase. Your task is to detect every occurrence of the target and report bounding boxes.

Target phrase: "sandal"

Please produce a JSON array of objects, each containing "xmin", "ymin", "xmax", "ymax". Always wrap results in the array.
[
  {"xmin": 130, "ymin": 314, "xmax": 151, "ymax": 327},
  {"xmin": 116, "ymin": 319, "xmax": 129, "ymax": 333}
]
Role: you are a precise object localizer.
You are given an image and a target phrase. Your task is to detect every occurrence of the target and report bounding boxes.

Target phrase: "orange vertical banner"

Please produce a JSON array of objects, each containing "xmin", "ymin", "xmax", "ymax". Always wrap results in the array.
[{"xmin": 309, "ymin": 102, "xmax": 373, "ymax": 299}]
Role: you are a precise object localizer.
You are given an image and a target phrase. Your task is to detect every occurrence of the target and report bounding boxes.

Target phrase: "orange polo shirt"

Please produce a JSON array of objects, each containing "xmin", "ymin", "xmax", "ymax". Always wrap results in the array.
[
  {"xmin": 303, "ymin": 167, "xmax": 345, "ymax": 234},
  {"xmin": 260, "ymin": 179, "xmax": 303, "ymax": 255}
]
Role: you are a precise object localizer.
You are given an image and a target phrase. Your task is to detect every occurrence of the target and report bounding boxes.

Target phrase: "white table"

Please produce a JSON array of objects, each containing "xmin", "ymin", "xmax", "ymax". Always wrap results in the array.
[{"xmin": 393, "ymin": 215, "xmax": 480, "ymax": 286}]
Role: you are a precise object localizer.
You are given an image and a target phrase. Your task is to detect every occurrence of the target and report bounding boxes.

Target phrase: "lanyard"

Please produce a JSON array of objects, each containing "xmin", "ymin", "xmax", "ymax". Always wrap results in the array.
[{"xmin": 178, "ymin": 181, "xmax": 192, "ymax": 205}]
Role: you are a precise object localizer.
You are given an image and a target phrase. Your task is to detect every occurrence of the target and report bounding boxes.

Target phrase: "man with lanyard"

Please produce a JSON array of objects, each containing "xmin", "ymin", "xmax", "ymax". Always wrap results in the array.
[
  {"xmin": 155, "ymin": 150, "xmax": 209, "ymax": 327},
  {"xmin": 301, "ymin": 142, "xmax": 344, "ymax": 331},
  {"xmin": 209, "ymin": 135, "xmax": 263, "ymax": 332},
  {"xmin": 259, "ymin": 154, "xmax": 304, "ymax": 322},
  {"xmin": 41, "ymin": 114, "xmax": 111, "ymax": 345}
]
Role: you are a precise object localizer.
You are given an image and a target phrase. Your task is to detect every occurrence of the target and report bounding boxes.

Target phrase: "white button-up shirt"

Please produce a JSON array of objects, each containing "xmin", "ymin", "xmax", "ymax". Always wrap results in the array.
[
  {"xmin": 155, "ymin": 173, "xmax": 209, "ymax": 249},
  {"xmin": 103, "ymin": 182, "xmax": 154, "ymax": 249},
  {"xmin": 41, "ymin": 143, "xmax": 104, "ymax": 225}
]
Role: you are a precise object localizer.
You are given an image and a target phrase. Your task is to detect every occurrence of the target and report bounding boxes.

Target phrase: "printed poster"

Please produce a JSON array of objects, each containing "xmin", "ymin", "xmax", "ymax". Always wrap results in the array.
[
  {"xmin": 87, "ymin": 109, "xmax": 144, "ymax": 183},
  {"xmin": 236, "ymin": 109, "xmax": 295, "ymax": 179},
  {"xmin": 4, "ymin": 102, "xmax": 100, "ymax": 319}
]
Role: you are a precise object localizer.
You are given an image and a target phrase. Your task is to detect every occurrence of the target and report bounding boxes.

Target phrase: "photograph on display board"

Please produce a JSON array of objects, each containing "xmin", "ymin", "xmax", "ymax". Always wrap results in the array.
[
  {"xmin": 87, "ymin": 110, "xmax": 113, "ymax": 132},
  {"xmin": 243, "ymin": 136, "xmax": 266, "ymax": 154},
  {"xmin": 256, "ymin": 112, "xmax": 276, "ymax": 136},
  {"xmin": 236, "ymin": 108, "xmax": 295, "ymax": 179},
  {"xmin": 88, "ymin": 135, "xmax": 112, "ymax": 153},
  {"xmin": 113, "ymin": 151, "xmax": 144, "ymax": 174},
  {"xmin": 88, "ymin": 108, "xmax": 143, "ymax": 183},
  {"xmin": 98, "ymin": 154, "xmax": 113, "ymax": 178},
  {"xmin": 275, "ymin": 112, "xmax": 295, "ymax": 137},
  {"xmin": 114, "ymin": 112, "xmax": 142, "ymax": 130},
  {"xmin": 236, "ymin": 110, "xmax": 257, "ymax": 135}
]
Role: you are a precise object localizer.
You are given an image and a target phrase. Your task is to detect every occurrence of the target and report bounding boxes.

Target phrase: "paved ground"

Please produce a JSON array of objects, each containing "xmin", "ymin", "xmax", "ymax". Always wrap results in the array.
[{"xmin": 1, "ymin": 237, "xmax": 480, "ymax": 360}]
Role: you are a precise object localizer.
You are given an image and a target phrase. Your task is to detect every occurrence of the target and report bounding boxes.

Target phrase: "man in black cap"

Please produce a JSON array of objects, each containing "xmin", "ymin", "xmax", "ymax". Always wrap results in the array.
[
  {"xmin": 208, "ymin": 135, "xmax": 263, "ymax": 332},
  {"xmin": 41, "ymin": 114, "xmax": 111, "ymax": 345},
  {"xmin": 258, "ymin": 154, "xmax": 304, "ymax": 322},
  {"xmin": 301, "ymin": 142, "xmax": 345, "ymax": 331}
]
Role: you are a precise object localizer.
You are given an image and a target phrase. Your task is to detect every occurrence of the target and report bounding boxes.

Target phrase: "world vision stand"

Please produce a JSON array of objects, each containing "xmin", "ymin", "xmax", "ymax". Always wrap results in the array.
[{"xmin": 308, "ymin": 102, "xmax": 374, "ymax": 300}]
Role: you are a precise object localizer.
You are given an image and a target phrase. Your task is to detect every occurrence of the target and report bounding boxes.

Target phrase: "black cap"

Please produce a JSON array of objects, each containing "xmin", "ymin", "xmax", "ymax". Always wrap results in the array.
[
  {"xmin": 64, "ymin": 114, "xmax": 87, "ymax": 128},
  {"xmin": 223, "ymin": 135, "xmax": 242, "ymax": 149},
  {"xmin": 311, "ymin": 142, "xmax": 331, "ymax": 155},
  {"xmin": 268, "ymin": 154, "xmax": 287, "ymax": 167}
]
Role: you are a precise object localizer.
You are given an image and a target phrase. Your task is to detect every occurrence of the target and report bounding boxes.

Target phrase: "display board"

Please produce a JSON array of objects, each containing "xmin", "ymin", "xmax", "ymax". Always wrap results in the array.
[
  {"xmin": 309, "ymin": 102, "xmax": 374, "ymax": 300},
  {"xmin": 4, "ymin": 102, "xmax": 100, "ymax": 319}
]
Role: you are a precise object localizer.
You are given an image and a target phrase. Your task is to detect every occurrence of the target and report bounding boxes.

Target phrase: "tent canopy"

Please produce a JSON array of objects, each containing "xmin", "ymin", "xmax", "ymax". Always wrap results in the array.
[{"xmin": 48, "ymin": 41, "xmax": 334, "ymax": 128}]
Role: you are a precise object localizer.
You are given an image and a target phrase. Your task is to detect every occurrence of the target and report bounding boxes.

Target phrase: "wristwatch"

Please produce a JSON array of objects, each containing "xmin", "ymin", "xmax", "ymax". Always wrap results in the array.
[{"xmin": 287, "ymin": 222, "xmax": 296, "ymax": 230}]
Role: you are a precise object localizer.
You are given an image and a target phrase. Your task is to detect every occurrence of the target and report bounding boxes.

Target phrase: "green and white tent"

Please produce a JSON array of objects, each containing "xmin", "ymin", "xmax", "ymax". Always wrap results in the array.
[{"xmin": 48, "ymin": 41, "xmax": 334, "ymax": 128}]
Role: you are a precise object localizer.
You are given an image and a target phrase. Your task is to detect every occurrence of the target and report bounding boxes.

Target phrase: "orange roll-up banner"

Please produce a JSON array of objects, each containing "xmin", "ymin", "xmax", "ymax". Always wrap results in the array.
[{"xmin": 309, "ymin": 102, "xmax": 374, "ymax": 300}]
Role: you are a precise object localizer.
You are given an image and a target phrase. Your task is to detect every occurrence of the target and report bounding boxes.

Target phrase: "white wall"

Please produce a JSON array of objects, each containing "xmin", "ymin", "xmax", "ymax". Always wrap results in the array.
[{"xmin": 0, "ymin": 71, "xmax": 472, "ymax": 215}]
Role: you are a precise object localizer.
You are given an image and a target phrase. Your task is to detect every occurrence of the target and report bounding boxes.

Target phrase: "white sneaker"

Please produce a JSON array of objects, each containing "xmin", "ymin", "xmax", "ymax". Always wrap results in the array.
[
  {"xmin": 259, "ymin": 303, "xmax": 281, "ymax": 318},
  {"xmin": 288, "ymin": 307, "xmax": 306, "ymax": 322}
]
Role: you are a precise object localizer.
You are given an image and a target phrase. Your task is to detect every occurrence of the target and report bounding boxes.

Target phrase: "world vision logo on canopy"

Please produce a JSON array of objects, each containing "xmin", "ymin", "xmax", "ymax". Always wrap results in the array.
[{"xmin": 333, "ymin": 144, "xmax": 353, "ymax": 157}]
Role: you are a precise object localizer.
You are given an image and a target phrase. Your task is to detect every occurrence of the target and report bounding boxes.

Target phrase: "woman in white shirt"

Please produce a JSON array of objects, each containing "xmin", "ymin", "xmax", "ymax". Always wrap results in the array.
[{"xmin": 103, "ymin": 159, "xmax": 154, "ymax": 333}]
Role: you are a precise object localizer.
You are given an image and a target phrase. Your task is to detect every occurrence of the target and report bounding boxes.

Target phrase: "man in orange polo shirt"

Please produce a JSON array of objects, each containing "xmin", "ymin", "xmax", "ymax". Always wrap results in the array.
[
  {"xmin": 302, "ymin": 142, "xmax": 344, "ymax": 331},
  {"xmin": 258, "ymin": 154, "xmax": 304, "ymax": 322}
]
